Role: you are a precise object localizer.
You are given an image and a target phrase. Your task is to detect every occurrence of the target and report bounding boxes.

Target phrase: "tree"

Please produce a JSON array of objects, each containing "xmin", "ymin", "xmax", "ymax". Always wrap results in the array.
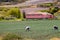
[
  {"xmin": 48, "ymin": 7, "xmax": 59, "ymax": 15},
  {"xmin": 7, "ymin": 7, "xmax": 21, "ymax": 18}
]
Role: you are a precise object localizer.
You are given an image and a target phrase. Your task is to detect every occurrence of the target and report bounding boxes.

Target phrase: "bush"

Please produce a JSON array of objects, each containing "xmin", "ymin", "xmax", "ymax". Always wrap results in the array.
[
  {"xmin": 54, "ymin": 10, "xmax": 60, "ymax": 20},
  {"xmin": 0, "ymin": 7, "xmax": 23, "ymax": 21},
  {"xmin": 48, "ymin": 7, "xmax": 59, "ymax": 15},
  {"xmin": 0, "ymin": 7, "xmax": 8, "ymax": 11},
  {"xmin": 37, "ymin": 3, "xmax": 53, "ymax": 7},
  {"xmin": 0, "ymin": 17, "xmax": 3, "ymax": 20},
  {"xmin": 40, "ymin": 10, "xmax": 49, "ymax": 12},
  {"xmin": 7, "ymin": 7, "xmax": 21, "ymax": 19}
]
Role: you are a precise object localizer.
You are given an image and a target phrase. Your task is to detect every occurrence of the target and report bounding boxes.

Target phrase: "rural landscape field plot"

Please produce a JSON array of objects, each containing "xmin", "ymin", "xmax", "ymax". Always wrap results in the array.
[{"xmin": 0, "ymin": 20, "xmax": 60, "ymax": 40}]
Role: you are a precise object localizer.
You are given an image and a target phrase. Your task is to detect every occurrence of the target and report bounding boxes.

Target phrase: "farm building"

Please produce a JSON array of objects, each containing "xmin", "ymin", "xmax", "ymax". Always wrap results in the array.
[{"xmin": 25, "ymin": 12, "xmax": 54, "ymax": 19}]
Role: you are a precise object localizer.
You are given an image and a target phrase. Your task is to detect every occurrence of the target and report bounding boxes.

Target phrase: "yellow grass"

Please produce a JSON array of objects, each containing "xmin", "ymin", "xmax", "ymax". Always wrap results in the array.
[
  {"xmin": 50, "ymin": 37, "xmax": 60, "ymax": 40},
  {"xmin": 24, "ymin": 38, "xmax": 34, "ymax": 40},
  {"xmin": 0, "ymin": 36, "xmax": 3, "ymax": 40}
]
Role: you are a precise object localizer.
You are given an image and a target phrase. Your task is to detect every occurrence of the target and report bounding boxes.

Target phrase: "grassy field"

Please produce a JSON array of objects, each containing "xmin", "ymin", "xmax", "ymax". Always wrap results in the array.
[{"xmin": 0, "ymin": 20, "xmax": 60, "ymax": 40}]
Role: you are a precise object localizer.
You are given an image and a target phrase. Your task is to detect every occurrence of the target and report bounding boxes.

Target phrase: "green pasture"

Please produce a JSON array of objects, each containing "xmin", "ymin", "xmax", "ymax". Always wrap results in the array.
[{"xmin": 0, "ymin": 20, "xmax": 60, "ymax": 40}]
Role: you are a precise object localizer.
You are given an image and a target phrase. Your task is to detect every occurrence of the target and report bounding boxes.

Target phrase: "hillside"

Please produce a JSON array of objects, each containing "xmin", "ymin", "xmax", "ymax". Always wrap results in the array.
[
  {"xmin": 0, "ymin": 0, "xmax": 28, "ymax": 3},
  {"xmin": 0, "ymin": 0, "xmax": 59, "ymax": 6}
]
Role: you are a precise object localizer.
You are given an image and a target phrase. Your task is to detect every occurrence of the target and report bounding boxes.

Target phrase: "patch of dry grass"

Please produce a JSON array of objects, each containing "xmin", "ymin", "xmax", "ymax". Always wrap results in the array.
[
  {"xmin": 0, "ymin": 36, "xmax": 3, "ymax": 40},
  {"xmin": 0, "ymin": 33, "xmax": 23, "ymax": 40},
  {"xmin": 24, "ymin": 38, "xmax": 35, "ymax": 40},
  {"xmin": 50, "ymin": 37, "xmax": 60, "ymax": 40}
]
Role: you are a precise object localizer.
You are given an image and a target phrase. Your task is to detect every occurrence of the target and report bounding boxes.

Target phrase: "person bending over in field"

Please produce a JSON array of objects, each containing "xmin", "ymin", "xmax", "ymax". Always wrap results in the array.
[
  {"xmin": 25, "ymin": 26, "xmax": 30, "ymax": 31},
  {"xmin": 54, "ymin": 25, "xmax": 58, "ymax": 30}
]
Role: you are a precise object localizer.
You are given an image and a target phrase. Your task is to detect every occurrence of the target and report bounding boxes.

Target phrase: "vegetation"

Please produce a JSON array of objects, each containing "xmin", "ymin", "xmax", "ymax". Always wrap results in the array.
[
  {"xmin": 7, "ymin": 7, "xmax": 21, "ymax": 18},
  {"xmin": 48, "ymin": 7, "xmax": 59, "ymax": 15},
  {"xmin": 0, "ymin": 20, "xmax": 60, "ymax": 40},
  {"xmin": 38, "ymin": 6, "xmax": 60, "ymax": 19},
  {"xmin": 2, "ymin": 33, "xmax": 23, "ymax": 40},
  {"xmin": 0, "ymin": 0, "xmax": 28, "ymax": 3},
  {"xmin": 39, "ymin": 10, "xmax": 49, "ymax": 12},
  {"xmin": 54, "ymin": 10, "xmax": 60, "ymax": 19},
  {"xmin": 0, "ymin": 7, "xmax": 22, "ymax": 20},
  {"xmin": 37, "ymin": 3, "xmax": 53, "ymax": 7}
]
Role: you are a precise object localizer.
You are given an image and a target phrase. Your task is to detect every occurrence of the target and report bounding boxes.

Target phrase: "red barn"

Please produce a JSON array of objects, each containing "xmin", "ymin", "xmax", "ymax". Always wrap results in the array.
[{"xmin": 25, "ymin": 12, "xmax": 54, "ymax": 19}]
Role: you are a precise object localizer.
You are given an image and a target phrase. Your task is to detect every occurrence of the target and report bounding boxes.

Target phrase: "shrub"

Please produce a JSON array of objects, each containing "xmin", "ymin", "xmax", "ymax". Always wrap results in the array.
[
  {"xmin": 48, "ymin": 7, "xmax": 59, "ymax": 15},
  {"xmin": 40, "ymin": 10, "xmax": 49, "ymax": 12},
  {"xmin": 0, "ymin": 7, "xmax": 8, "ymax": 11},
  {"xmin": 37, "ymin": 3, "xmax": 53, "ymax": 7},
  {"xmin": 7, "ymin": 7, "xmax": 21, "ymax": 19},
  {"xmin": 54, "ymin": 10, "xmax": 60, "ymax": 20}
]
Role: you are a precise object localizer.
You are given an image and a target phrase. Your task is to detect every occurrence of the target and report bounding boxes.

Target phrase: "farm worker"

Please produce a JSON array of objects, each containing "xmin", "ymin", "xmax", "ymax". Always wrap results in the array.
[
  {"xmin": 25, "ymin": 26, "xmax": 30, "ymax": 31},
  {"xmin": 53, "ymin": 25, "xmax": 58, "ymax": 30}
]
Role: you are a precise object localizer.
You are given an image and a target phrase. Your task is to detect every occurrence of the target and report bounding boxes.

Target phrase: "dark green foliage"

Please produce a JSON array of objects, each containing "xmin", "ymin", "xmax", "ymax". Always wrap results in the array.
[
  {"xmin": 0, "ymin": 17, "xmax": 4, "ymax": 20},
  {"xmin": 48, "ymin": 7, "xmax": 59, "ymax": 15}
]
